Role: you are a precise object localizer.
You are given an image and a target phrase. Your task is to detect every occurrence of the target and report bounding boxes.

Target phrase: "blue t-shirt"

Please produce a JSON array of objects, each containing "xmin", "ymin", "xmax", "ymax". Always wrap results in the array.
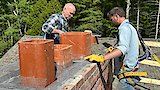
[{"xmin": 116, "ymin": 19, "xmax": 139, "ymax": 71}]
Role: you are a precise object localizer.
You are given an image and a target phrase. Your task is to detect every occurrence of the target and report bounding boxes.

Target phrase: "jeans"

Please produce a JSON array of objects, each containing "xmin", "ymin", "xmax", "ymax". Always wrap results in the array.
[
  {"xmin": 114, "ymin": 58, "xmax": 141, "ymax": 90},
  {"xmin": 43, "ymin": 33, "xmax": 60, "ymax": 44},
  {"xmin": 117, "ymin": 77, "xmax": 140, "ymax": 90}
]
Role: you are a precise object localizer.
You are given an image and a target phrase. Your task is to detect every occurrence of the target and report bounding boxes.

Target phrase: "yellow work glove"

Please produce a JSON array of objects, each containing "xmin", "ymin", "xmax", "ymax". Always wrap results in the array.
[{"xmin": 84, "ymin": 54, "xmax": 105, "ymax": 63}]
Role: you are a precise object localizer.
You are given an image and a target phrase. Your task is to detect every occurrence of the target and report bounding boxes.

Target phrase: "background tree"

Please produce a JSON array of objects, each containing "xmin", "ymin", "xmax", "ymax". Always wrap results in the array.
[
  {"xmin": 155, "ymin": 0, "xmax": 160, "ymax": 39},
  {"xmin": 126, "ymin": 0, "xmax": 131, "ymax": 19},
  {"xmin": 65, "ymin": 0, "xmax": 103, "ymax": 35},
  {"xmin": 130, "ymin": 0, "xmax": 158, "ymax": 37},
  {"xmin": 26, "ymin": 0, "xmax": 61, "ymax": 36},
  {"xmin": 0, "ymin": 0, "xmax": 31, "ymax": 58},
  {"xmin": 66, "ymin": 0, "xmax": 126, "ymax": 37}
]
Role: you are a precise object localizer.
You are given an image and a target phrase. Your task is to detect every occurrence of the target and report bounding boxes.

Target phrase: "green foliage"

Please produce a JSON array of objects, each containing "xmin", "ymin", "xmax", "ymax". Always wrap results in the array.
[
  {"xmin": 130, "ymin": 0, "xmax": 158, "ymax": 37},
  {"xmin": 104, "ymin": 20, "xmax": 118, "ymax": 37},
  {"xmin": 0, "ymin": 27, "xmax": 20, "ymax": 58},
  {"xmin": 0, "ymin": 0, "xmax": 29, "ymax": 58},
  {"xmin": 140, "ymin": 12, "xmax": 152, "ymax": 36},
  {"xmin": 26, "ymin": 0, "xmax": 62, "ymax": 36},
  {"xmin": 4, "ymin": 27, "xmax": 19, "ymax": 35},
  {"xmin": 67, "ymin": 0, "xmax": 104, "ymax": 34},
  {"xmin": 0, "ymin": 41, "xmax": 8, "ymax": 58},
  {"xmin": 76, "ymin": 8, "xmax": 103, "ymax": 33},
  {"xmin": 3, "ymin": 27, "xmax": 20, "ymax": 46},
  {"xmin": 67, "ymin": 0, "xmax": 125, "ymax": 36}
]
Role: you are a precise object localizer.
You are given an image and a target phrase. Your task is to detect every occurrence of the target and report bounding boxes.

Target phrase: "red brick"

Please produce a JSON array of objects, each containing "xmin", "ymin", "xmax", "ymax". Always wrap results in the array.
[
  {"xmin": 77, "ymin": 64, "xmax": 96, "ymax": 80},
  {"xmin": 93, "ymin": 68, "xmax": 99, "ymax": 76},
  {"xmin": 79, "ymin": 83, "xmax": 85, "ymax": 90},
  {"xmin": 72, "ymin": 75, "xmax": 84, "ymax": 89},
  {"xmin": 61, "ymin": 85, "xmax": 76, "ymax": 90},
  {"xmin": 84, "ymin": 79, "xmax": 92, "ymax": 90},
  {"xmin": 60, "ymin": 79, "xmax": 76, "ymax": 90},
  {"xmin": 92, "ymin": 78, "xmax": 101, "ymax": 90},
  {"xmin": 88, "ymin": 63, "xmax": 97, "ymax": 73},
  {"xmin": 97, "ymin": 82, "xmax": 103, "ymax": 90},
  {"xmin": 103, "ymin": 67, "xmax": 108, "ymax": 76},
  {"xmin": 88, "ymin": 70, "xmax": 99, "ymax": 87},
  {"xmin": 60, "ymin": 75, "xmax": 84, "ymax": 90},
  {"xmin": 102, "ymin": 60, "xmax": 110, "ymax": 71}
]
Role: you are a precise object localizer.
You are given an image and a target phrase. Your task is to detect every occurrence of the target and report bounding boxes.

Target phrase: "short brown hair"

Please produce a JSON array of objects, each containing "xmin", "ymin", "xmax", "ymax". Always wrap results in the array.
[{"xmin": 107, "ymin": 7, "xmax": 125, "ymax": 18}]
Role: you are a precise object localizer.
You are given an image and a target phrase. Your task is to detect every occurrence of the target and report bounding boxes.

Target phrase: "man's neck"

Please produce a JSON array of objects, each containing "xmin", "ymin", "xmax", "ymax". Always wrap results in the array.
[
  {"xmin": 119, "ymin": 17, "xmax": 126, "ymax": 24},
  {"xmin": 62, "ymin": 12, "xmax": 67, "ymax": 21}
]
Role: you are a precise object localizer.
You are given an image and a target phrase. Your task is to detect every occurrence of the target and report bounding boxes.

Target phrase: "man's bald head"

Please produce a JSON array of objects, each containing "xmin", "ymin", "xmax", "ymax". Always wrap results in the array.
[
  {"xmin": 63, "ymin": 3, "xmax": 76, "ymax": 11},
  {"xmin": 62, "ymin": 3, "xmax": 76, "ymax": 20}
]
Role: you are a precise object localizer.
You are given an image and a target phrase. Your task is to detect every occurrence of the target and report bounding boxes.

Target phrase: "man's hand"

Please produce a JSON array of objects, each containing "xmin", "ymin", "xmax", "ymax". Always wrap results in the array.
[
  {"xmin": 84, "ymin": 54, "xmax": 105, "ymax": 63},
  {"xmin": 52, "ymin": 29, "xmax": 64, "ymax": 34}
]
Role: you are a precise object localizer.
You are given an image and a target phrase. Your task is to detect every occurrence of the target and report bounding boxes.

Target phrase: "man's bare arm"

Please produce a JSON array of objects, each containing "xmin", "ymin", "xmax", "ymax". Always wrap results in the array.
[
  {"xmin": 104, "ymin": 49, "xmax": 122, "ymax": 60},
  {"xmin": 52, "ymin": 29, "xmax": 64, "ymax": 34}
]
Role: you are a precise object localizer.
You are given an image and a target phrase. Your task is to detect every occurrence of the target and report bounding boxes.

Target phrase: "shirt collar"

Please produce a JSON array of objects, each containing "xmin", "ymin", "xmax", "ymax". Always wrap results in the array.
[
  {"xmin": 118, "ymin": 19, "xmax": 129, "ymax": 29},
  {"xmin": 61, "ymin": 13, "xmax": 67, "ymax": 21}
]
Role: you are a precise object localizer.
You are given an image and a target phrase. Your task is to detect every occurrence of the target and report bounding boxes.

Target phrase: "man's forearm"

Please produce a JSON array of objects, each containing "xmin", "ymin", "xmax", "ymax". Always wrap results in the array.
[
  {"xmin": 52, "ymin": 29, "xmax": 64, "ymax": 34},
  {"xmin": 104, "ymin": 48, "xmax": 122, "ymax": 60}
]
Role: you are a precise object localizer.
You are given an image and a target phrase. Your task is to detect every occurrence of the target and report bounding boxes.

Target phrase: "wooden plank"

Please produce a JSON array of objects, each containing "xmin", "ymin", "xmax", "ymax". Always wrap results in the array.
[
  {"xmin": 139, "ymin": 59, "xmax": 160, "ymax": 67},
  {"xmin": 140, "ymin": 77, "xmax": 160, "ymax": 85},
  {"xmin": 144, "ymin": 41, "xmax": 160, "ymax": 47}
]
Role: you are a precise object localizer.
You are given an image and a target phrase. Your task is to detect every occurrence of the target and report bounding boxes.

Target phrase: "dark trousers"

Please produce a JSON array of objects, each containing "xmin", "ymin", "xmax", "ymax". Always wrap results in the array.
[{"xmin": 46, "ymin": 33, "xmax": 60, "ymax": 44}]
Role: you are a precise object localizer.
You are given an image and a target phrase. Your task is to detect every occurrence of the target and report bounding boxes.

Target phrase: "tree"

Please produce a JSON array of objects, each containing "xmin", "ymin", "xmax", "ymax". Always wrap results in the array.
[
  {"xmin": 64, "ymin": 0, "xmax": 103, "ymax": 35},
  {"xmin": 155, "ymin": 0, "xmax": 160, "ymax": 39},
  {"xmin": 130, "ymin": 0, "xmax": 156, "ymax": 37},
  {"xmin": 126, "ymin": 0, "xmax": 131, "ymax": 19},
  {"xmin": 1, "ymin": 0, "xmax": 31, "ymax": 35},
  {"xmin": 66, "ymin": 0, "xmax": 122, "ymax": 36},
  {"xmin": 0, "ymin": 0, "xmax": 31, "ymax": 58},
  {"xmin": 137, "ymin": 0, "xmax": 140, "ymax": 31},
  {"xmin": 26, "ymin": 0, "xmax": 61, "ymax": 36}
]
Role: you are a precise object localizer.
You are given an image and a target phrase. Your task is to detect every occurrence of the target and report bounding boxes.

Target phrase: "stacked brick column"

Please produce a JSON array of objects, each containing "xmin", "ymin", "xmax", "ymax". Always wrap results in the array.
[{"xmin": 59, "ymin": 60, "xmax": 113, "ymax": 90}]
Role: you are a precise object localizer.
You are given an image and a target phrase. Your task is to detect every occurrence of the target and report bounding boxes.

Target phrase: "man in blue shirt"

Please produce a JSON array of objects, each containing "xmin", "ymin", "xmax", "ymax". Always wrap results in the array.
[
  {"xmin": 85, "ymin": 7, "xmax": 140, "ymax": 90},
  {"xmin": 42, "ymin": 3, "xmax": 76, "ymax": 43},
  {"xmin": 106, "ymin": 7, "xmax": 140, "ymax": 90}
]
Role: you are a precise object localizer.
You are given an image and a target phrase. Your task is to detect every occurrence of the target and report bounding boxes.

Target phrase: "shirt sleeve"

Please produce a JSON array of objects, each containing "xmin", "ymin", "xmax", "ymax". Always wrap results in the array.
[
  {"xmin": 42, "ymin": 14, "xmax": 59, "ymax": 33},
  {"xmin": 116, "ymin": 26, "xmax": 131, "ymax": 55}
]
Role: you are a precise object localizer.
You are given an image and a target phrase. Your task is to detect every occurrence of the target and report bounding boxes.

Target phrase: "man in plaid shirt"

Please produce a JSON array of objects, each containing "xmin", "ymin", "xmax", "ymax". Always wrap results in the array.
[{"xmin": 42, "ymin": 3, "xmax": 76, "ymax": 43}]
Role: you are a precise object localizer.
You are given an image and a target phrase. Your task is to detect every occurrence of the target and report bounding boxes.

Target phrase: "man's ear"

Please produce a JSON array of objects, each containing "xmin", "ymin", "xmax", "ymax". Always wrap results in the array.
[{"xmin": 115, "ymin": 14, "xmax": 119, "ymax": 18}]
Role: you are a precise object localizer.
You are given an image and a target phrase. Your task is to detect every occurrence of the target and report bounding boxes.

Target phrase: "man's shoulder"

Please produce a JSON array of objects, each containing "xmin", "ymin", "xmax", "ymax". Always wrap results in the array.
[
  {"xmin": 50, "ymin": 13, "xmax": 61, "ymax": 19},
  {"xmin": 121, "ymin": 21, "xmax": 136, "ymax": 30},
  {"xmin": 119, "ymin": 24, "xmax": 129, "ymax": 31}
]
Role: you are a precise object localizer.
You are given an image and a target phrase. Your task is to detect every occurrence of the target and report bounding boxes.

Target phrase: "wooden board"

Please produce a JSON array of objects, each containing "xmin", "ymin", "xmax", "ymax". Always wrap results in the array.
[
  {"xmin": 144, "ymin": 41, "xmax": 160, "ymax": 47},
  {"xmin": 140, "ymin": 77, "xmax": 160, "ymax": 85},
  {"xmin": 139, "ymin": 59, "xmax": 160, "ymax": 67}
]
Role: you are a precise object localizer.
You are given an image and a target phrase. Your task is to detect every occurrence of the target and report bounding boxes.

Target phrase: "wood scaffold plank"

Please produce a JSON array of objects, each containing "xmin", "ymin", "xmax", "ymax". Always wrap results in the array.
[
  {"xmin": 139, "ymin": 59, "xmax": 160, "ymax": 67},
  {"xmin": 144, "ymin": 41, "xmax": 160, "ymax": 47},
  {"xmin": 140, "ymin": 77, "xmax": 160, "ymax": 85}
]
